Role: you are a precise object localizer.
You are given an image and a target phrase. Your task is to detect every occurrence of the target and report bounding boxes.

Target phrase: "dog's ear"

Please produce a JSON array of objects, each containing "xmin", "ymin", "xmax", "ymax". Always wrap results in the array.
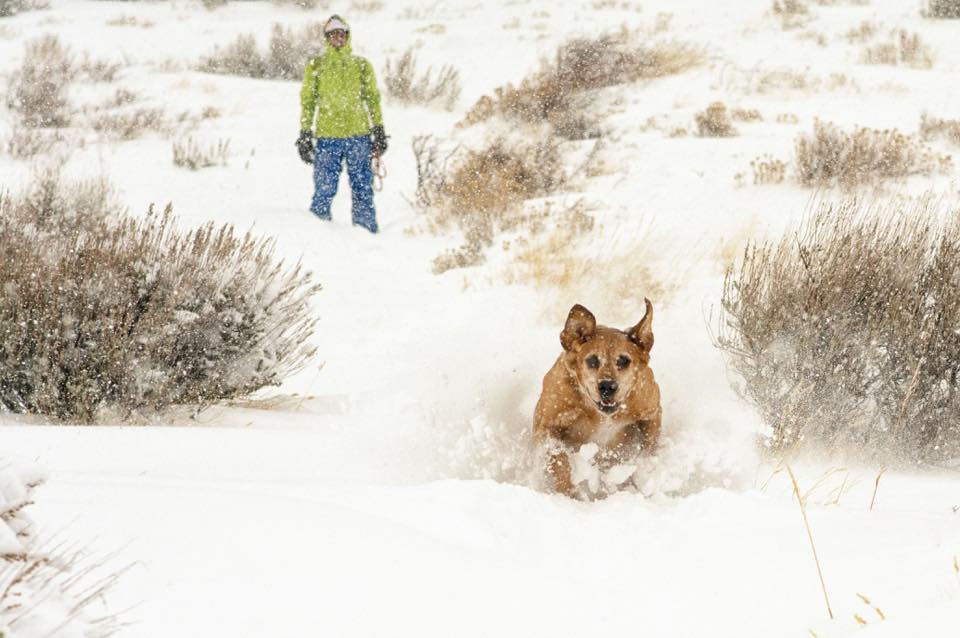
[
  {"xmin": 560, "ymin": 304, "xmax": 596, "ymax": 351},
  {"xmin": 628, "ymin": 298, "xmax": 654, "ymax": 353}
]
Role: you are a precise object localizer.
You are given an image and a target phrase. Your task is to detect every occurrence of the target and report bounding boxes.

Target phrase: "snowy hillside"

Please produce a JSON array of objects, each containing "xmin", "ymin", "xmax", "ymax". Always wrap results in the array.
[{"xmin": 1, "ymin": 0, "xmax": 959, "ymax": 636}]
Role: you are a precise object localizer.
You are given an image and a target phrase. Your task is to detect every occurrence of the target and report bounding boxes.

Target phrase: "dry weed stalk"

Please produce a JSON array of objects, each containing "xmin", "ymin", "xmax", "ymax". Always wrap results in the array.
[
  {"xmin": 869, "ymin": 467, "xmax": 886, "ymax": 510},
  {"xmin": 786, "ymin": 464, "xmax": 834, "ymax": 620}
]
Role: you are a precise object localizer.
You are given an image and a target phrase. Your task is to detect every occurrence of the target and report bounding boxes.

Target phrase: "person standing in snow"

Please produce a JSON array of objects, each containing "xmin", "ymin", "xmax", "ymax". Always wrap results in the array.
[{"xmin": 296, "ymin": 15, "xmax": 387, "ymax": 234}]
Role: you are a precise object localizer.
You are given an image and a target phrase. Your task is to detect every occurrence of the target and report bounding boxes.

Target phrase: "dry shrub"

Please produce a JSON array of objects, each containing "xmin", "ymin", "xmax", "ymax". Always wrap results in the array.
[
  {"xmin": 793, "ymin": 119, "xmax": 949, "ymax": 188},
  {"xmin": 414, "ymin": 134, "xmax": 569, "ymax": 273},
  {"xmin": 731, "ymin": 108, "xmax": 763, "ymax": 122},
  {"xmin": 717, "ymin": 198, "xmax": 960, "ymax": 463},
  {"xmin": 862, "ymin": 30, "xmax": 934, "ymax": 68},
  {"xmin": 173, "ymin": 137, "xmax": 230, "ymax": 170},
  {"xmin": 89, "ymin": 106, "xmax": 170, "ymax": 140},
  {"xmin": 6, "ymin": 34, "xmax": 73, "ymax": 128},
  {"xmin": 5, "ymin": 122, "xmax": 68, "ymax": 159},
  {"xmin": 846, "ymin": 20, "xmax": 878, "ymax": 43},
  {"xmin": 1, "ymin": 464, "xmax": 123, "ymax": 635},
  {"xmin": 920, "ymin": 113, "xmax": 960, "ymax": 146},
  {"xmin": 461, "ymin": 31, "xmax": 701, "ymax": 139},
  {"xmin": 383, "ymin": 47, "xmax": 461, "ymax": 111},
  {"xmin": 0, "ymin": 0, "xmax": 48, "ymax": 17},
  {"xmin": 924, "ymin": 0, "xmax": 960, "ymax": 18},
  {"xmin": 351, "ymin": 0, "xmax": 383, "ymax": 10},
  {"xmin": 77, "ymin": 53, "xmax": 124, "ymax": 82},
  {"xmin": 750, "ymin": 154, "xmax": 786, "ymax": 184},
  {"xmin": 772, "ymin": 0, "xmax": 809, "ymax": 29},
  {"xmin": 0, "ymin": 171, "xmax": 320, "ymax": 422},
  {"xmin": 695, "ymin": 101, "xmax": 738, "ymax": 137},
  {"xmin": 199, "ymin": 23, "xmax": 324, "ymax": 80}
]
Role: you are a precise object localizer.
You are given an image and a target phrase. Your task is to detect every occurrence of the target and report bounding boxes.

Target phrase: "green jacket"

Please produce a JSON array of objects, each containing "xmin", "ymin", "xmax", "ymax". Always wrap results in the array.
[{"xmin": 299, "ymin": 25, "xmax": 383, "ymax": 139}]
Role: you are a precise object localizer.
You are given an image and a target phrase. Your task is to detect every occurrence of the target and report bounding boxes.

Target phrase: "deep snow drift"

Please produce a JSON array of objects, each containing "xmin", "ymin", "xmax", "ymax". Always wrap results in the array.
[{"xmin": 1, "ymin": 1, "xmax": 959, "ymax": 637}]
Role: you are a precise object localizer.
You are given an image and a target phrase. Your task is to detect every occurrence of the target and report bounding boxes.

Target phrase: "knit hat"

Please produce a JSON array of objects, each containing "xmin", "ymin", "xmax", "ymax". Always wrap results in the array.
[{"xmin": 324, "ymin": 16, "xmax": 349, "ymax": 34}]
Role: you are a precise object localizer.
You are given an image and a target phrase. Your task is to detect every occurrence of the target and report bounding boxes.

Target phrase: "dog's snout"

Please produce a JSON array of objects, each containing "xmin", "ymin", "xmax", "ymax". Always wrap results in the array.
[{"xmin": 598, "ymin": 379, "xmax": 618, "ymax": 398}]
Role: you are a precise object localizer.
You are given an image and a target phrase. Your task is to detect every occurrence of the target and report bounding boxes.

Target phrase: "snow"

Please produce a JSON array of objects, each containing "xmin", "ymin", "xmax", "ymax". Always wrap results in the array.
[{"xmin": 1, "ymin": 0, "xmax": 959, "ymax": 637}]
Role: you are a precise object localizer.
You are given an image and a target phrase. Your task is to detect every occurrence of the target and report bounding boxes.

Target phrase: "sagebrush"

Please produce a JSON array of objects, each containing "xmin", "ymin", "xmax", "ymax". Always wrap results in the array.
[
  {"xmin": 924, "ymin": 0, "xmax": 960, "ymax": 18},
  {"xmin": 793, "ymin": 119, "xmax": 949, "ymax": 188},
  {"xmin": 6, "ymin": 34, "xmax": 73, "ymax": 128},
  {"xmin": 383, "ymin": 47, "xmax": 461, "ymax": 111},
  {"xmin": 461, "ymin": 30, "xmax": 701, "ymax": 139},
  {"xmin": 0, "ymin": 171, "xmax": 320, "ymax": 422},
  {"xmin": 717, "ymin": 198, "xmax": 960, "ymax": 463},
  {"xmin": 199, "ymin": 22, "xmax": 324, "ymax": 80},
  {"xmin": 413, "ymin": 133, "xmax": 570, "ymax": 273}
]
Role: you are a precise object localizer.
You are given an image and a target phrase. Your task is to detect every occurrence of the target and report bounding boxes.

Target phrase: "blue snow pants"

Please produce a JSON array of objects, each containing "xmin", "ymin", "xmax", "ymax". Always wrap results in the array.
[{"xmin": 309, "ymin": 135, "xmax": 378, "ymax": 233}]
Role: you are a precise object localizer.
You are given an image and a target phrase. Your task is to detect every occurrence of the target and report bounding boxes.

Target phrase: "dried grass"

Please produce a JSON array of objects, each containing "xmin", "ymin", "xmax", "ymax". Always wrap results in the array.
[
  {"xmin": 793, "ymin": 119, "xmax": 949, "ymax": 188},
  {"xmin": 717, "ymin": 197, "xmax": 960, "ymax": 463},
  {"xmin": 383, "ymin": 47, "xmax": 461, "ymax": 111}
]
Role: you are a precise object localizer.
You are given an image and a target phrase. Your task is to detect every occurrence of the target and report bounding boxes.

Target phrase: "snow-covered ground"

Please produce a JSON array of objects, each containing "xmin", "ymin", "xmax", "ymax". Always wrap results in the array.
[{"xmin": 1, "ymin": 1, "xmax": 959, "ymax": 636}]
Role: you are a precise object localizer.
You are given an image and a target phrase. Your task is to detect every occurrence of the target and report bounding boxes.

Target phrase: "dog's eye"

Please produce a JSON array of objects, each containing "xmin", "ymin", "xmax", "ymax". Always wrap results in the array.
[
  {"xmin": 585, "ymin": 355, "xmax": 600, "ymax": 369},
  {"xmin": 617, "ymin": 355, "xmax": 631, "ymax": 369}
]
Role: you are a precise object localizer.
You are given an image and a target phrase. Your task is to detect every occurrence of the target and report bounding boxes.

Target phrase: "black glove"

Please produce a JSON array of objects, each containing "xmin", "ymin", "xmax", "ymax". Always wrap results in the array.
[
  {"xmin": 371, "ymin": 125, "xmax": 388, "ymax": 156},
  {"xmin": 295, "ymin": 130, "xmax": 314, "ymax": 164}
]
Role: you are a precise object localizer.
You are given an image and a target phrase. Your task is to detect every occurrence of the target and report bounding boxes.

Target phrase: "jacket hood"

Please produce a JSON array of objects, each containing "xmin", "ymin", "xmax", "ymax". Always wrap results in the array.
[{"xmin": 324, "ymin": 15, "xmax": 352, "ymax": 53}]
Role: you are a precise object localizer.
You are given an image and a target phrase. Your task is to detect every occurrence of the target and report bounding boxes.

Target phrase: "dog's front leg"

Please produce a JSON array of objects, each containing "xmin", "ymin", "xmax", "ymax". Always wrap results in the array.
[{"xmin": 546, "ymin": 446, "xmax": 575, "ymax": 496}]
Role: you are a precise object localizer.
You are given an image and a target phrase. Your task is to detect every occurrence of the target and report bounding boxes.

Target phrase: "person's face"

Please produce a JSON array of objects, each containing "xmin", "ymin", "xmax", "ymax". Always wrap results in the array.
[{"xmin": 326, "ymin": 29, "xmax": 347, "ymax": 49}]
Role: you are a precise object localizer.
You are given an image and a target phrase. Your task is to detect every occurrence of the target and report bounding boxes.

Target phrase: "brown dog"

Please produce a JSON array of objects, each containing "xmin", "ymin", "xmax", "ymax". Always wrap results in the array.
[{"xmin": 533, "ymin": 299, "xmax": 661, "ymax": 497}]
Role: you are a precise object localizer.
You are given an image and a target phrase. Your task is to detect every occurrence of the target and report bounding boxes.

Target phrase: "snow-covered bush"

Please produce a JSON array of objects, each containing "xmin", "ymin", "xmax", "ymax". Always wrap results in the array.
[
  {"xmin": 717, "ymin": 198, "xmax": 960, "ymax": 464},
  {"xmin": 6, "ymin": 34, "xmax": 73, "ymax": 128},
  {"xmin": 793, "ymin": 119, "xmax": 949, "ymax": 188},
  {"xmin": 199, "ymin": 23, "xmax": 324, "ymax": 81},
  {"xmin": 0, "ymin": 175, "xmax": 321, "ymax": 422},
  {"xmin": 1, "ymin": 460, "xmax": 123, "ymax": 636},
  {"xmin": 382, "ymin": 47, "xmax": 461, "ymax": 111},
  {"xmin": 461, "ymin": 31, "xmax": 701, "ymax": 139}
]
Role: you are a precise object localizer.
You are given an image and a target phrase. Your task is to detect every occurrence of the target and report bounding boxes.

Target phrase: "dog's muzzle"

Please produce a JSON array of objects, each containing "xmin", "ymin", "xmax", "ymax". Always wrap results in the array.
[{"xmin": 597, "ymin": 379, "xmax": 619, "ymax": 414}]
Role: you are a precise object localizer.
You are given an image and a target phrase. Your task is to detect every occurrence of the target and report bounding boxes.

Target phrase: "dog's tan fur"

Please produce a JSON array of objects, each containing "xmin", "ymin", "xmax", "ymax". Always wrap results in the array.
[{"xmin": 533, "ymin": 299, "xmax": 661, "ymax": 497}]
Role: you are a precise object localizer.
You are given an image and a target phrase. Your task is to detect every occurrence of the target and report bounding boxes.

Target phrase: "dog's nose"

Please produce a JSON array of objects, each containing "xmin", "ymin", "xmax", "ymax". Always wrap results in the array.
[{"xmin": 598, "ymin": 379, "xmax": 618, "ymax": 398}]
